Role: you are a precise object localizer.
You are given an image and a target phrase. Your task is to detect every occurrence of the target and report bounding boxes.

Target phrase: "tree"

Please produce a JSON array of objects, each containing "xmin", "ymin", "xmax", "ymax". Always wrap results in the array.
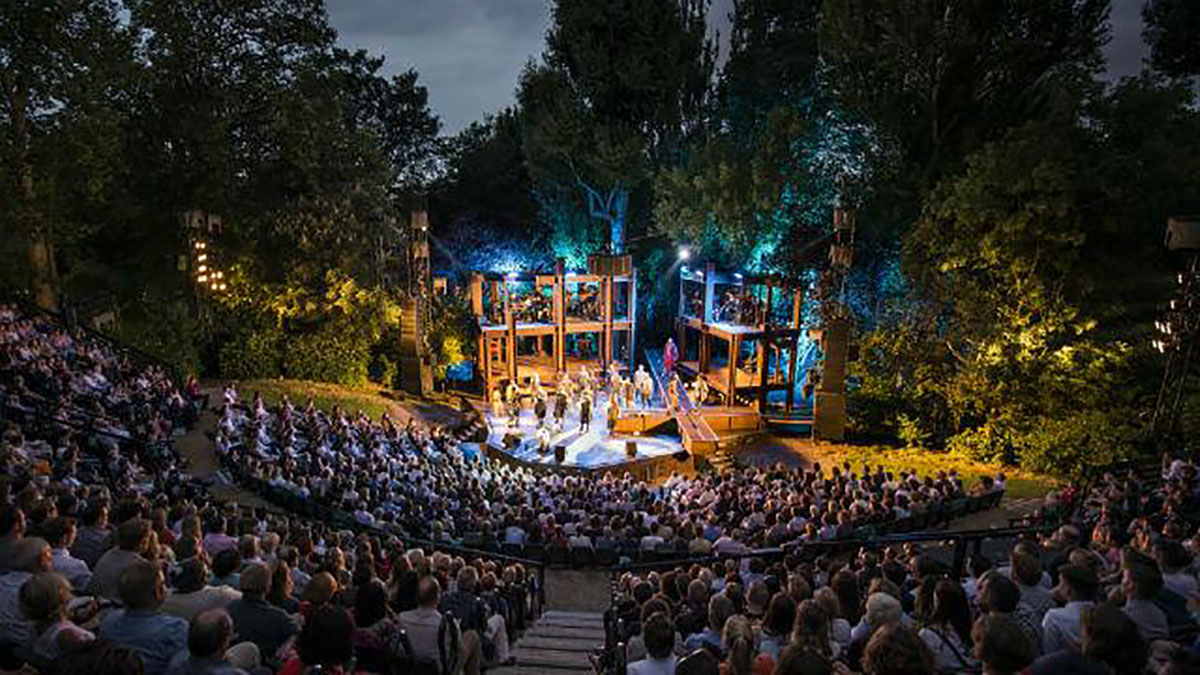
[
  {"xmin": 1, "ymin": 0, "xmax": 135, "ymax": 309},
  {"xmin": 1144, "ymin": 0, "xmax": 1200, "ymax": 78},
  {"xmin": 820, "ymin": 0, "xmax": 1108, "ymax": 188},
  {"xmin": 518, "ymin": 0, "xmax": 715, "ymax": 254}
]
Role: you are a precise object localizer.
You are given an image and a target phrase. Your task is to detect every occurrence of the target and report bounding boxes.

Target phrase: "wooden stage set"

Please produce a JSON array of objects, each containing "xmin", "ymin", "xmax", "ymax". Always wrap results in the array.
[{"xmin": 470, "ymin": 255, "xmax": 840, "ymax": 477}]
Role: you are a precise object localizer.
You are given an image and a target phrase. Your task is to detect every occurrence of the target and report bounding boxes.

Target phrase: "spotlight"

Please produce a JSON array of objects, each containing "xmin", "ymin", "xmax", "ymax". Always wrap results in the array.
[
  {"xmin": 197, "ymin": 254, "xmax": 207, "ymax": 262},
  {"xmin": 678, "ymin": 246, "xmax": 690, "ymax": 261}
]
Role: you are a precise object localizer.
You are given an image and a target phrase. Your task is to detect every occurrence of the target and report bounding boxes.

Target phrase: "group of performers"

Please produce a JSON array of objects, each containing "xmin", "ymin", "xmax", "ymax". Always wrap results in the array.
[{"xmin": 489, "ymin": 337, "xmax": 716, "ymax": 456}]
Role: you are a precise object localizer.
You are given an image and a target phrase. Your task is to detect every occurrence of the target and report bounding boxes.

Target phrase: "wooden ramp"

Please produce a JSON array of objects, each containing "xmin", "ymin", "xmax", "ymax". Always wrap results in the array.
[{"xmin": 645, "ymin": 349, "xmax": 720, "ymax": 455}]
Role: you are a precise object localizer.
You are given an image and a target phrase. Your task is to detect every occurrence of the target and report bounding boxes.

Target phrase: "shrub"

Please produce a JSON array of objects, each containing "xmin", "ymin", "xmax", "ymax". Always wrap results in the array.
[
  {"xmin": 219, "ymin": 329, "xmax": 281, "ymax": 380},
  {"xmin": 116, "ymin": 299, "xmax": 202, "ymax": 377},
  {"xmin": 283, "ymin": 330, "xmax": 370, "ymax": 385}
]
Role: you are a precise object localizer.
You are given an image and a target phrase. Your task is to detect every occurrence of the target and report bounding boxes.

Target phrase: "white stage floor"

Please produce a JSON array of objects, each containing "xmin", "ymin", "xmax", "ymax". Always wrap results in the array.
[{"xmin": 485, "ymin": 402, "xmax": 683, "ymax": 468}]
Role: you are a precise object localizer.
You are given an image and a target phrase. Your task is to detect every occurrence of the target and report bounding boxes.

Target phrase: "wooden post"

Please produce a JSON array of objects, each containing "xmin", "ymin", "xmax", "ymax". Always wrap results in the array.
[
  {"xmin": 554, "ymin": 259, "xmax": 566, "ymax": 375},
  {"xmin": 601, "ymin": 274, "xmax": 613, "ymax": 370},
  {"xmin": 757, "ymin": 335, "xmax": 769, "ymax": 412},
  {"xmin": 787, "ymin": 287, "xmax": 803, "ymax": 413},
  {"xmin": 628, "ymin": 269, "xmax": 637, "ymax": 367},
  {"xmin": 727, "ymin": 334, "xmax": 739, "ymax": 406},
  {"xmin": 504, "ymin": 281, "xmax": 517, "ymax": 384},
  {"xmin": 704, "ymin": 262, "xmax": 716, "ymax": 325}
]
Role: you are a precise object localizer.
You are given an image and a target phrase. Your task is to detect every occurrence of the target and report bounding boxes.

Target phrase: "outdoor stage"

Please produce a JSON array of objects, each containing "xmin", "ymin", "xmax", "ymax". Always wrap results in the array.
[{"xmin": 483, "ymin": 391, "xmax": 686, "ymax": 472}]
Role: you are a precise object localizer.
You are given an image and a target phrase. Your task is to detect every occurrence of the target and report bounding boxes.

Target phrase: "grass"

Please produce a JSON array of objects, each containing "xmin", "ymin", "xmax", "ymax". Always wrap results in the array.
[
  {"xmin": 804, "ymin": 444, "xmax": 1058, "ymax": 500},
  {"xmin": 232, "ymin": 379, "xmax": 403, "ymax": 420}
]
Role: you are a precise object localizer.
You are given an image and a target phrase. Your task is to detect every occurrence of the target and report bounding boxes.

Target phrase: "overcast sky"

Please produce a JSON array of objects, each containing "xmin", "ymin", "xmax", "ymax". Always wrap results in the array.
[{"xmin": 327, "ymin": 0, "xmax": 1149, "ymax": 135}]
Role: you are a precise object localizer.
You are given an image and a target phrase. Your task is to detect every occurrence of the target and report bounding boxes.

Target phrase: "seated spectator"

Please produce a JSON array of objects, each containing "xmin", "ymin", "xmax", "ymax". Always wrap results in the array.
[
  {"xmin": 71, "ymin": 501, "xmax": 112, "ymax": 569},
  {"xmin": 0, "ymin": 536, "xmax": 53, "ymax": 645},
  {"xmin": 45, "ymin": 517, "xmax": 92, "ymax": 592},
  {"xmin": 0, "ymin": 507, "xmax": 25, "ymax": 576},
  {"xmin": 267, "ymin": 561, "xmax": 300, "ymax": 614},
  {"xmin": 162, "ymin": 558, "xmax": 242, "ymax": 622},
  {"xmin": 917, "ymin": 579, "xmax": 977, "ymax": 673},
  {"xmin": 91, "ymin": 518, "xmax": 151, "ymax": 601},
  {"xmin": 685, "ymin": 593, "xmax": 734, "ymax": 652},
  {"xmin": 166, "ymin": 608, "xmax": 260, "ymax": 675},
  {"xmin": 210, "ymin": 549, "xmax": 242, "ymax": 590},
  {"xmin": 439, "ymin": 566, "xmax": 487, "ymax": 673},
  {"xmin": 203, "ymin": 518, "xmax": 236, "ymax": 558},
  {"xmin": 397, "ymin": 576, "xmax": 467, "ymax": 675},
  {"xmin": 773, "ymin": 644, "xmax": 835, "ymax": 675},
  {"xmin": 755, "ymin": 592, "xmax": 796, "ymax": 664},
  {"xmin": 1034, "ymin": 604, "xmax": 1147, "ymax": 675},
  {"xmin": 862, "ymin": 624, "xmax": 935, "ymax": 675},
  {"xmin": 976, "ymin": 571, "xmax": 1041, "ymax": 657},
  {"xmin": 1040, "ymin": 564, "xmax": 1097, "ymax": 654},
  {"xmin": 629, "ymin": 611, "xmax": 679, "ymax": 675},
  {"xmin": 972, "ymin": 613, "xmax": 1033, "ymax": 675},
  {"xmin": 1119, "ymin": 552, "xmax": 1169, "ymax": 641},
  {"xmin": 227, "ymin": 562, "xmax": 299, "ymax": 662},
  {"xmin": 845, "ymin": 592, "xmax": 902, "ymax": 672},
  {"xmin": 54, "ymin": 640, "xmax": 147, "ymax": 675},
  {"xmin": 20, "ymin": 570, "xmax": 95, "ymax": 662},
  {"xmin": 98, "ymin": 560, "xmax": 188, "ymax": 675},
  {"xmin": 278, "ymin": 606, "xmax": 356, "ymax": 675}
]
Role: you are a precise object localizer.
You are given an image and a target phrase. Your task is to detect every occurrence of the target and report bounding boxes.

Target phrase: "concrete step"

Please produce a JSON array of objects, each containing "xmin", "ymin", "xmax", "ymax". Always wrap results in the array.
[
  {"xmin": 491, "ymin": 665, "xmax": 594, "ymax": 675},
  {"xmin": 542, "ymin": 611, "xmax": 605, "ymax": 621},
  {"xmin": 508, "ymin": 649, "xmax": 593, "ymax": 671},
  {"xmin": 536, "ymin": 616, "xmax": 605, "ymax": 629},
  {"xmin": 525, "ymin": 626, "xmax": 607, "ymax": 640},
  {"xmin": 516, "ymin": 636, "xmax": 602, "ymax": 652}
]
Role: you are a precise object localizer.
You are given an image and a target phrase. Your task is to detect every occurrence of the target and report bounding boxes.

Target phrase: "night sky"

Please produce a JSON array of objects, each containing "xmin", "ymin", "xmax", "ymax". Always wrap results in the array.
[{"xmin": 327, "ymin": 0, "xmax": 1150, "ymax": 134}]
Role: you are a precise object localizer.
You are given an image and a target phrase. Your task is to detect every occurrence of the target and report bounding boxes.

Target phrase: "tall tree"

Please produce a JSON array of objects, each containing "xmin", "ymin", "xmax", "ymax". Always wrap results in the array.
[
  {"xmin": 820, "ymin": 0, "xmax": 1108, "ymax": 188},
  {"xmin": 518, "ymin": 0, "xmax": 715, "ymax": 254},
  {"xmin": 0, "ymin": 0, "xmax": 134, "ymax": 309},
  {"xmin": 1143, "ymin": 0, "xmax": 1200, "ymax": 78}
]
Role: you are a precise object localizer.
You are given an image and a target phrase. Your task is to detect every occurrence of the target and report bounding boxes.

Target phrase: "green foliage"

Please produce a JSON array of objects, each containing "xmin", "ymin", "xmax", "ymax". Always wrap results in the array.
[
  {"xmin": 1143, "ymin": 0, "xmax": 1200, "ymax": 78},
  {"xmin": 282, "ymin": 330, "xmax": 370, "ymax": 385},
  {"xmin": 424, "ymin": 294, "xmax": 478, "ymax": 386},
  {"xmin": 218, "ymin": 330, "xmax": 280, "ymax": 381},
  {"xmin": 114, "ymin": 298, "xmax": 202, "ymax": 376},
  {"xmin": 896, "ymin": 414, "xmax": 929, "ymax": 450}
]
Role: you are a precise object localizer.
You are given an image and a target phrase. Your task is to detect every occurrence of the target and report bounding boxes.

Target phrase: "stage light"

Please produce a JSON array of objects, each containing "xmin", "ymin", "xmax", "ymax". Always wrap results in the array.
[
  {"xmin": 734, "ymin": 273, "xmax": 743, "ymax": 279},
  {"xmin": 197, "ymin": 275, "xmax": 208, "ymax": 283},
  {"xmin": 678, "ymin": 246, "xmax": 690, "ymax": 261},
  {"xmin": 198, "ymin": 265, "xmax": 207, "ymax": 273}
]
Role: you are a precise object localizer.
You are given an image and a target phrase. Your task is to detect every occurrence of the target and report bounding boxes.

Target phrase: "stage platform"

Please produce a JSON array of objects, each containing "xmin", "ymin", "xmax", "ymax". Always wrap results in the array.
[{"xmin": 484, "ymin": 392, "xmax": 685, "ymax": 474}]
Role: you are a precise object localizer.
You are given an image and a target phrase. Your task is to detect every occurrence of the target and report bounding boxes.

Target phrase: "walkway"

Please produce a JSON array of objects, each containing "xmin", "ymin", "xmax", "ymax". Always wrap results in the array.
[{"xmin": 644, "ymin": 348, "xmax": 719, "ymax": 453}]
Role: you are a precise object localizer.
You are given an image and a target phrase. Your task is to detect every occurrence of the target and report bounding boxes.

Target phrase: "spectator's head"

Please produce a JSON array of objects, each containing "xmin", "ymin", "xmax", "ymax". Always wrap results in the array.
[
  {"xmin": 977, "ymin": 572, "xmax": 1019, "ymax": 614},
  {"xmin": 929, "ymin": 579, "xmax": 973, "ymax": 644},
  {"xmin": 297, "ymin": 606, "xmax": 355, "ymax": 669},
  {"xmin": 1057, "ymin": 564, "xmax": 1099, "ymax": 603},
  {"xmin": 19, "ymin": 571, "xmax": 71, "ymax": 625},
  {"xmin": 1010, "ymin": 550, "xmax": 1042, "ymax": 588},
  {"xmin": 42, "ymin": 517, "xmax": 76, "ymax": 549},
  {"xmin": 687, "ymin": 578, "xmax": 709, "ymax": 608},
  {"xmin": 417, "ymin": 575, "xmax": 441, "ymax": 609},
  {"xmin": 12, "ymin": 536, "xmax": 51, "ymax": 573},
  {"xmin": 0, "ymin": 506, "xmax": 24, "ymax": 538},
  {"xmin": 972, "ymin": 613, "xmax": 1032, "ymax": 675},
  {"xmin": 722, "ymin": 614, "xmax": 755, "ymax": 675},
  {"xmin": 457, "ymin": 565, "xmax": 478, "ymax": 594},
  {"xmin": 354, "ymin": 578, "xmax": 389, "ymax": 628},
  {"xmin": 643, "ymin": 611, "xmax": 675, "ymax": 660},
  {"xmin": 862, "ymin": 624, "xmax": 934, "ymax": 675},
  {"xmin": 175, "ymin": 558, "xmax": 209, "ymax": 594},
  {"xmin": 1081, "ymin": 603, "xmax": 1147, "ymax": 675},
  {"xmin": 211, "ymin": 548, "xmax": 241, "ymax": 580},
  {"xmin": 747, "ymin": 580, "xmax": 770, "ymax": 616},
  {"xmin": 117, "ymin": 518, "xmax": 151, "ymax": 552},
  {"xmin": 1122, "ymin": 557, "xmax": 1163, "ymax": 601},
  {"xmin": 864, "ymin": 592, "xmax": 902, "ymax": 634},
  {"xmin": 239, "ymin": 534, "xmax": 259, "ymax": 561},
  {"xmin": 793, "ymin": 599, "xmax": 831, "ymax": 658},
  {"xmin": 707, "ymin": 592, "xmax": 735, "ymax": 633},
  {"xmin": 764, "ymin": 592, "xmax": 797, "ymax": 638},
  {"xmin": 188, "ymin": 609, "xmax": 234, "ymax": 660},
  {"xmin": 774, "ymin": 644, "xmax": 833, "ymax": 675},
  {"xmin": 119, "ymin": 560, "xmax": 166, "ymax": 611},
  {"xmin": 677, "ymin": 648, "xmax": 721, "ymax": 675},
  {"xmin": 1155, "ymin": 539, "xmax": 1192, "ymax": 573},
  {"xmin": 238, "ymin": 562, "xmax": 271, "ymax": 599},
  {"xmin": 302, "ymin": 571, "xmax": 338, "ymax": 607}
]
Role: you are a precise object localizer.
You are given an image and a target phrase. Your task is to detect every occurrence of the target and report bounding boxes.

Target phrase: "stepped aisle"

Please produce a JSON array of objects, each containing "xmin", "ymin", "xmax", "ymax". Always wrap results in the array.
[{"xmin": 492, "ymin": 610, "xmax": 605, "ymax": 675}]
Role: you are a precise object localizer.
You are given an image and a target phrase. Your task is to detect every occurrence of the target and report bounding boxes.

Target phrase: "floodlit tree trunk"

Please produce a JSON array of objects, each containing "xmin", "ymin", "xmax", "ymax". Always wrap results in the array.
[
  {"xmin": 610, "ymin": 187, "xmax": 628, "ymax": 254},
  {"xmin": 12, "ymin": 81, "xmax": 59, "ymax": 311}
]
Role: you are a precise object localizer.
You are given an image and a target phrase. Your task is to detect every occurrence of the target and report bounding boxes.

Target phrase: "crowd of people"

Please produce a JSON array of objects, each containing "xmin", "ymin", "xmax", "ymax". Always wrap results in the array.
[
  {"xmin": 218, "ymin": 377, "xmax": 1004, "ymax": 559},
  {"xmin": 607, "ymin": 458, "xmax": 1200, "ymax": 675},
  {"xmin": 0, "ymin": 303, "xmax": 538, "ymax": 675}
]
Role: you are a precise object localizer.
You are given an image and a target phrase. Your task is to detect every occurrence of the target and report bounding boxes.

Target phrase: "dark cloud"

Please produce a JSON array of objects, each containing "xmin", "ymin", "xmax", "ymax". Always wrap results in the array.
[
  {"xmin": 327, "ymin": 0, "xmax": 551, "ymax": 133},
  {"xmin": 326, "ymin": 0, "xmax": 1147, "ymax": 135}
]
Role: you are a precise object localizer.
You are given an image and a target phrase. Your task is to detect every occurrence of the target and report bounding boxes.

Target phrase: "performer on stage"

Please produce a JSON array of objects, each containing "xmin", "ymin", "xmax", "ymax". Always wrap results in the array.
[
  {"xmin": 534, "ymin": 394, "xmax": 547, "ymax": 426},
  {"xmin": 579, "ymin": 392, "xmax": 593, "ymax": 433},
  {"xmin": 491, "ymin": 386, "xmax": 505, "ymax": 418},
  {"xmin": 694, "ymin": 375, "xmax": 709, "ymax": 407},
  {"xmin": 635, "ymin": 365, "xmax": 654, "ymax": 407},
  {"xmin": 554, "ymin": 388, "xmax": 568, "ymax": 429},
  {"xmin": 607, "ymin": 362, "xmax": 621, "ymax": 392},
  {"xmin": 664, "ymin": 337, "xmax": 679, "ymax": 375},
  {"xmin": 536, "ymin": 425, "xmax": 551, "ymax": 456},
  {"xmin": 607, "ymin": 395, "xmax": 620, "ymax": 433},
  {"xmin": 667, "ymin": 375, "xmax": 680, "ymax": 412}
]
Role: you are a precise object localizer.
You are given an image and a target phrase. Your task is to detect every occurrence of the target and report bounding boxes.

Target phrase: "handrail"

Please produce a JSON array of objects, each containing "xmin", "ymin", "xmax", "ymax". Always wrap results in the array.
[{"xmin": 608, "ymin": 524, "xmax": 1051, "ymax": 578}]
